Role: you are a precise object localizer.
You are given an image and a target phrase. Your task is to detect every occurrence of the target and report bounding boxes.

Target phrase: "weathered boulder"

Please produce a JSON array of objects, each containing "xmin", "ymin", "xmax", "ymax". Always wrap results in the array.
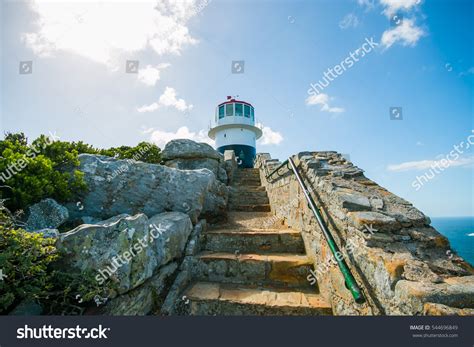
[
  {"xmin": 162, "ymin": 139, "xmax": 228, "ymax": 184},
  {"xmin": 162, "ymin": 139, "xmax": 221, "ymax": 161},
  {"xmin": 101, "ymin": 262, "xmax": 178, "ymax": 315},
  {"xmin": 65, "ymin": 154, "xmax": 227, "ymax": 224},
  {"xmin": 33, "ymin": 228, "xmax": 59, "ymax": 238},
  {"xmin": 223, "ymin": 150, "xmax": 238, "ymax": 184},
  {"xmin": 56, "ymin": 212, "xmax": 192, "ymax": 297},
  {"xmin": 25, "ymin": 198, "xmax": 69, "ymax": 231}
]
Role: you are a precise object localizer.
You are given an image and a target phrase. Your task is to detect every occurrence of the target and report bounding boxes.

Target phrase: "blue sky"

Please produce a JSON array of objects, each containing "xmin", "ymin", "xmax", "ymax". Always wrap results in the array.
[{"xmin": 1, "ymin": 0, "xmax": 473, "ymax": 217}]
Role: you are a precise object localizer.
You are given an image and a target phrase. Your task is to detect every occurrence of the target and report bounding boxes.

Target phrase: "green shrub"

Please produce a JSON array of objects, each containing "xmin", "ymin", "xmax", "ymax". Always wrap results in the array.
[
  {"xmin": 98, "ymin": 141, "xmax": 161, "ymax": 164},
  {"xmin": 0, "ymin": 226, "xmax": 58, "ymax": 313},
  {"xmin": 0, "ymin": 133, "xmax": 161, "ymax": 212}
]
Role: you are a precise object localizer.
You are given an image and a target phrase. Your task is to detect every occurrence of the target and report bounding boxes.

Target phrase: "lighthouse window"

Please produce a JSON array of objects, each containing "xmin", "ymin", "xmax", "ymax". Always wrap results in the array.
[
  {"xmin": 235, "ymin": 103, "xmax": 243, "ymax": 116},
  {"xmin": 250, "ymin": 106, "xmax": 254, "ymax": 120},
  {"xmin": 218, "ymin": 105, "xmax": 225, "ymax": 119},
  {"xmin": 225, "ymin": 103, "xmax": 233, "ymax": 117},
  {"xmin": 244, "ymin": 104, "xmax": 250, "ymax": 118}
]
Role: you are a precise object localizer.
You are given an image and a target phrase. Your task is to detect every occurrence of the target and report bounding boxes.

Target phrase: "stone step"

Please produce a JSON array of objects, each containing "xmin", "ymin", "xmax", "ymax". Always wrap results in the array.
[
  {"xmin": 232, "ymin": 179, "xmax": 262, "ymax": 187},
  {"xmin": 195, "ymin": 252, "xmax": 315, "ymax": 289},
  {"xmin": 235, "ymin": 168, "xmax": 260, "ymax": 175},
  {"xmin": 229, "ymin": 204, "xmax": 271, "ymax": 212},
  {"xmin": 226, "ymin": 212, "xmax": 286, "ymax": 229},
  {"xmin": 230, "ymin": 186, "xmax": 267, "ymax": 196},
  {"xmin": 229, "ymin": 194, "xmax": 270, "ymax": 205},
  {"xmin": 232, "ymin": 186, "xmax": 266, "ymax": 192},
  {"xmin": 183, "ymin": 282, "xmax": 332, "ymax": 316},
  {"xmin": 203, "ymin": 228, "xmax": 305, "ymax": 254},
  {"xmin": 234, "ymin": 173, "xmax": 261, "ymax": 180}
]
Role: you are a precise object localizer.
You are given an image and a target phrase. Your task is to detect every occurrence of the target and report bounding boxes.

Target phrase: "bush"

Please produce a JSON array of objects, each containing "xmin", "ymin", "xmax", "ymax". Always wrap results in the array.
[
  {"xmin": 0, "ymin": 226, "xmax": 58, "ymax": 313},
  {"xmin": 0, "ymin": 133, "xmax": 161, "ymax": 212},
  {"xmin": 98, "ymin": 141, "xmax": 161, "ymax": 164}
]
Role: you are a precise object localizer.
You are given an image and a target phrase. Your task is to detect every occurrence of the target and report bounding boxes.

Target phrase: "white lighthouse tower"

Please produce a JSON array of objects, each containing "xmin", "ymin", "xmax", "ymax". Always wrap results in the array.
[{"xmin": 208, "ymin": 96, "xmax": 262, "ymax": 168}]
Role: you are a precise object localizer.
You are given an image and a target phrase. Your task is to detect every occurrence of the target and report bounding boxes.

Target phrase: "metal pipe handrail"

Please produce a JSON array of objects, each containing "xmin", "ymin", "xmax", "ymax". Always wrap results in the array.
[
  {"xmin": 286, "ymin": 157, "xmax": 364, "ymax": 303},
  {"xmin": 265, "ymin": 159, "xmax": 289, "ymax": 181}
]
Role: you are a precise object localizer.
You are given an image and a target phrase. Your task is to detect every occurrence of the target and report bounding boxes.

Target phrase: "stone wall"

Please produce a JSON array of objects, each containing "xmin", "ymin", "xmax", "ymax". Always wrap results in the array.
[{"xmin": 255, "ymin": 152, "xmax": 474, "ymax": 315}]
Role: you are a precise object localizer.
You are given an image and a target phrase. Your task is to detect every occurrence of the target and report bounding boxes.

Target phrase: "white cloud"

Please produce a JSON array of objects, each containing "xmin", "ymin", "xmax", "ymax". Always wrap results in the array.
[
  {"xmin": 381, "ymin": 19, "xmax": 424, "ymax": 49},
  {"xmin": 460, "ymin": 67, "xmax": 474, "ymax": 76},
  {"xmin": 387, "ymin": 156, "xmax": 474, "ymax": 172},
  {"xmin": 149, "ymin": 126, "xmax": 214, "ymax": 148},
  {"xmin": 339, "ymin": 13, "xmax": 359, "ymax": 29},
  {"xmin": 22, "ymin": 0, "xmax": 200, "ymax": 70},
  {"xmin": 305, "ymin": 93, "xmax": 345, "ymax": 113},
  {"xmin": 357, "ymin": 0, "xmax": 376, "ymax": 10},
  {"xmin": 137, "ymin": 63, "xmax": 170, "ymax": 86},
  {"xmin": 137, "ymin": 87, "xmax": 193, "ymax": 113},
  {"xmin": 380, "ymin": 0, "xmax": 421, "ymax": 17},
  {"xmin": 137, "ymin": 103, "xmax": 160, "ymax": 113},
  {"xmin": 256, "ymin": 125, "xmax": 283, "ymax": 145}
]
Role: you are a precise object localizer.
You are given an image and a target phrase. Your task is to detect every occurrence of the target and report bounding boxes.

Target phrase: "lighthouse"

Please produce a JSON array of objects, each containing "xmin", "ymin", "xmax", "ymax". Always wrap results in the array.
[{"xmin": 208, "ymin": 96, "xmax": 262, "ymax": 168}]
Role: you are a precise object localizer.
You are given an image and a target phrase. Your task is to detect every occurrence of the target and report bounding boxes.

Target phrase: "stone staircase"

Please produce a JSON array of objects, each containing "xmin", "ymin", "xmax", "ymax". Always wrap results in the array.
[
  {"xmin": 228, "ymin": 169, "xmax": 271, "ymax": 212},
  {"xmin": 182, "ymin": 168, "xmax": 332, "ymax": 315}
]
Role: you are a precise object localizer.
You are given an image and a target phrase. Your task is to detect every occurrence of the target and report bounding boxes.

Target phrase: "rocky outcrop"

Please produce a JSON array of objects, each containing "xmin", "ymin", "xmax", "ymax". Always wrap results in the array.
[
  {"xmin": 25, "ymin": 198, "xmax": 69, "ymax": 231},
  {"xmin": 256, "ymin": 152, "xmax": 474, "ymax": 316},
  {"xmin": 162, "ymin": 139, "xmax": 228, "ymax": 184},
  {"xmin": 57, "ymin": 212, "xmax": 192, "ymax": 299},
  {"xmin": 65, "ymin": 154, "xmax": 227, "ymax": 224}
]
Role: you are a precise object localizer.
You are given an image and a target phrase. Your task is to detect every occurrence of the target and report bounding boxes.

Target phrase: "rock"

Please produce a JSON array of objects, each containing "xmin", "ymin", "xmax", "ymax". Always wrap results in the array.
[
  {"xmin": 370, "ymin": 197, "xmax": 384, "ymax": 210},
  {"xmin": 65, "ymin": 154, "xmax": 227, "ymax": 224},
  {"xmin": 148, "ymin": 212, "xmax": 194, "ymax": 266},
  {"xmin": 185, "ymin": 220, "xmax": 206, "ymax": 256},
  {"xmin": 162, "ymin": 139, "xmax": 221, "ymax": 161},
  {"xmin": 336, "ymin": 192, "xmax": 371, "ymax": 211},
  {"xmin": 161, "ymin": 268, "xmax": 193, "ymax": 315},
  {"xmin": 393, "ymin": 276, "xmax": 474, "ymax": 315},
  {"xmin": 162, "ymin": 140, "xmax": 227, "ymax": 184},
  {"xmin": 57, "ymin": 212, "xmax": 192, "ymax": 296},
  {"xmin": 33, "ymin": 228, "xmax": 59, "ymax": 238},
  {"xmin": 423, "ymin": 302, "xmax": 474, "ymax": 316},
  {"xmin": 347, "ymin": 211, "xmax": 400, "ymax": 232},
  {"xmin": 9, "ymin": 299, "xmax": 43, "ymax": 315},
  {"xmin": 402, "ymin": 261, "xmax": 443, "ymax": 283},
  {"xmin": 81, "ymin": 216, "xmax": 101, "ymax": 225},
  {"xmin": 223, "ymin": 150, "xmax": 238, "ymax": 184},
  {"xmin": 102, "ymin": 262, "xmax": 178, "ymax": 315},
  {"xmin": 25, "ymin": 198, "xmax": 69, "ymax": 231},
  {"xmin": 407, "ymin": 227, "xmax": 449, "ymax": 248}
]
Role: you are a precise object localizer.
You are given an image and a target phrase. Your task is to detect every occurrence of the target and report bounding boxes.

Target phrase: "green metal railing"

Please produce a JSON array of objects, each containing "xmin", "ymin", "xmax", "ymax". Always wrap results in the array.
[
  {"xmin": 266, "ymin": 156, "xmax": 364, "ymax": 303},
  {"xmin": 264, "ymin": 160, "xmax": 290, "ymax": 181}
]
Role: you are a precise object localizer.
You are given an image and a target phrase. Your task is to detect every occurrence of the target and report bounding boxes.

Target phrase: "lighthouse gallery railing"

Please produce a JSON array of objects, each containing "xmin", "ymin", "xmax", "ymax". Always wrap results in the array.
[{"xmin": 264, "ymin": 157, "xmax": 364, "ymax": 304}]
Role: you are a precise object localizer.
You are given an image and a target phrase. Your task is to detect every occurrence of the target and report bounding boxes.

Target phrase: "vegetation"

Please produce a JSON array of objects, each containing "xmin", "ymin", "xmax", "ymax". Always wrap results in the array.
[
  {"xmin": 0, "ymin": 133, "xmax": 160, "ymax": 314},
  {"xmin": 0, "ymin": 204, "xmax": 108, "ymax": 315},
  {"xmin": 0, "ymin": 225, "xmax": 58, "ymax": 313},
  {"xmin": 0, "ymin": 132, "xmax": 161, "ymax": 212}
]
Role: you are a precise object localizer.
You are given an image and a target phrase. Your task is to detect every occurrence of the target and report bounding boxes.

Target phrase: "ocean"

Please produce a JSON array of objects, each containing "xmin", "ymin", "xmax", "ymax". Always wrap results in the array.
[{"xmin": 431, "ymin": 216, "xmax": 474, "ymax": 266}]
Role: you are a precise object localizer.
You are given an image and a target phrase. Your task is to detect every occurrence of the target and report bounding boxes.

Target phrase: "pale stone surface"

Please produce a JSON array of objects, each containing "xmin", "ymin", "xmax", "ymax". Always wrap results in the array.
[
  {"xmin": 101, "ymin": 262, "xmax": 178, "ymax": 315},
  {"xmin": 65, "ymin": 154, "xmax": 227, "ymax": 224},
  {"xmin": 26, "ymin": 198, "xmax": 69, "ymax": 231},
  {"xmin": 162, "ymin": 139, "xmax": 228, "ymax": 183},
  {"xmin": 57, "ymin": 212, "xmax": 192, "ymax": 296},
  {"xmin": 162, "ymin": 139, "xmax": 221, "ymax": 161},
  {"xmin": 336, "ymin": 192, "xmax": 371, "ymax": 211}
]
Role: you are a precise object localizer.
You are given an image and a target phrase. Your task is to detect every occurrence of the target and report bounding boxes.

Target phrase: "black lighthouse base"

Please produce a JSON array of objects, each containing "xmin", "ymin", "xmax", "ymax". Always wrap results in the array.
[{"xmin": 217, "ymin": 145, "xmax": 256, "ymax": 168}]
